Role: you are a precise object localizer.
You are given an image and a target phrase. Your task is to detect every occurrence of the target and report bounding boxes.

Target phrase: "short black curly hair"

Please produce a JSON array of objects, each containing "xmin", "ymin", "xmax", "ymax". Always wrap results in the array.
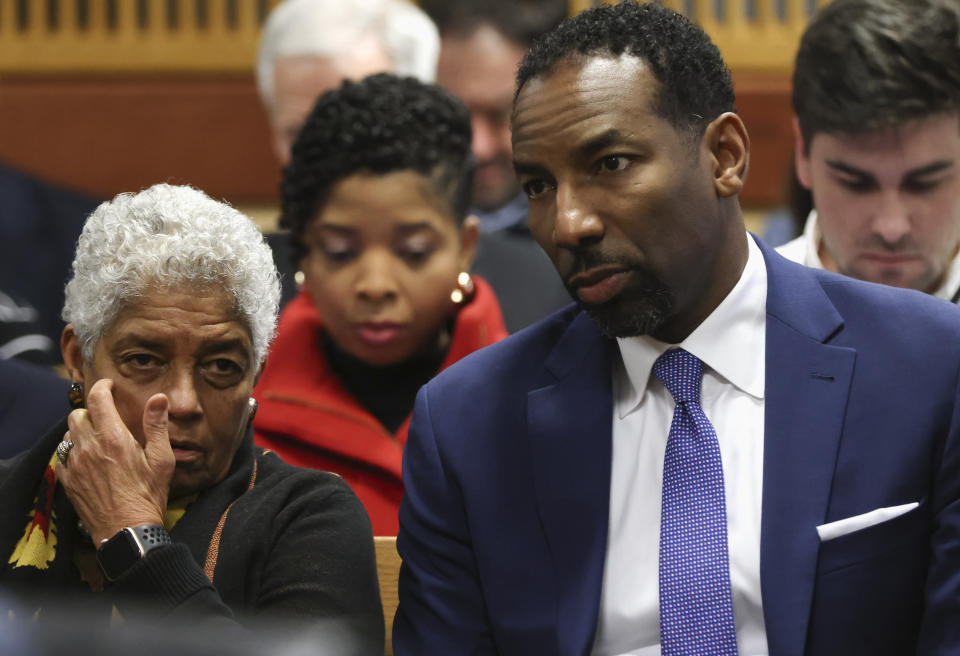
[
  {"xmin": 281, "ymin": 73, "xmax": 474, "ymax": 262},
  {"xmin": 515, "ymin": 1, "xmax": 735, "ymax": 139}
]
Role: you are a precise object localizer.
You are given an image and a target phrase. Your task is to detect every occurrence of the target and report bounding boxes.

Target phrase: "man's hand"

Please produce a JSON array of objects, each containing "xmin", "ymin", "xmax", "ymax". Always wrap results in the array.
[{"xmin": 57, "ymin": 379, "xmax": 176, "ymax": 545}]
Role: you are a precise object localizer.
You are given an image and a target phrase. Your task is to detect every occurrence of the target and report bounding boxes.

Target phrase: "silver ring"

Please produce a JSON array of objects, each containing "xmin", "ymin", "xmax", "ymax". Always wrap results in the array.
[{"xmin": 56, "ymin": 439, "xmax": 75, "ymax": 466}]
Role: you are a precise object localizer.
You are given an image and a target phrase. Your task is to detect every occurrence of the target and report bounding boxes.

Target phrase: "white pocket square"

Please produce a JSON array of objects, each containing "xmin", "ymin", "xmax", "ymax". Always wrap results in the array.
[{"xmin": 816, "ymin": 502, "xmax": 920, "ymax": 542}]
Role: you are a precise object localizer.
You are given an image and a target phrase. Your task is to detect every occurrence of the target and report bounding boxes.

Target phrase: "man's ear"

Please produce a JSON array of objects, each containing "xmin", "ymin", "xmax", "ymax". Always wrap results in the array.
[
  {"xmin": 705, "ymin": 112, "xmax": 750, "ymax": 198},
  {"xmin": 457, "ymin": 215, "xmax": 480, "ymax": 273},
  {"xmin": 792, "ymin": 115, "xmax": 813, "ymax": 189},
  {"xmin": 61, "ymin": 325, "xmax": 86, "ymax": 384}
]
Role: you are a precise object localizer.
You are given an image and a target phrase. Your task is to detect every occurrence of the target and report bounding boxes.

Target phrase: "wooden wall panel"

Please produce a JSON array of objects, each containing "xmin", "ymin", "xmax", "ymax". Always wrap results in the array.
[
  {"xmin": 0, "ymin": 71, "xmax": 796, "ymax": 209},
  {"xmin": 733, "ymin": 71, "xmax": 796, "ymax": 208},
  {"xmin": 0, "ymin": 74, "xmax": 280, "ymax": 204},
  {"xmin": 0, "ymin": 0, "xmax": 282, "ymax": 73}
]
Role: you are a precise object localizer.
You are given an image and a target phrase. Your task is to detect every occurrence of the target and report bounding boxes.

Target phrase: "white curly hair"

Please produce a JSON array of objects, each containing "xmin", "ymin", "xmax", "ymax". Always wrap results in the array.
[{"xmin": 62, "ymin": 184, "xmax": 281, "ymax": 367}]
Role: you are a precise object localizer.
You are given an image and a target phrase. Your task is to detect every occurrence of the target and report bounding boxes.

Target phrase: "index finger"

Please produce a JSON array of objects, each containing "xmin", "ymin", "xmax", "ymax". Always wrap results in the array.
[{"xmin": 84, "ymin": 379, "xmax": 132, "ymax": 441}]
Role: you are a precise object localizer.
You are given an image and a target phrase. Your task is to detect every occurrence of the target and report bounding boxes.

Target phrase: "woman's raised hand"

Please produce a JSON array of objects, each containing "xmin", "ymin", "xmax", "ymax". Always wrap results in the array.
[{"xmin": 57, "ymin": 379, "xmax": 176, "ymax": 545}]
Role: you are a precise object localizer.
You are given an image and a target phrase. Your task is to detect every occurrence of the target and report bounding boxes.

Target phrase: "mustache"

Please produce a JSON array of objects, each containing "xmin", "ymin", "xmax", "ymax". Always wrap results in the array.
[
  {"xmin": 562, "ymin": 248, "xmax": 643, "ymax": 285},
  {"xmin": 865, "ymin": 233, "xmax": 918, "ymax": 252},
  {"xmin": 560, "ymin": 247, "xmax": 675, "ymax": 337}
]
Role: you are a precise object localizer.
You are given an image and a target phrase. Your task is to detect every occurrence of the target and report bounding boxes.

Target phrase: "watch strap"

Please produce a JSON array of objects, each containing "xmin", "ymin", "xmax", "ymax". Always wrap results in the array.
[
  {"xmin": 130, "ymin": 524, "xmax": 172, "ymax": 551},
  {"xmin": 97, "ymin": 524, "xmax": 172, "ymax": 582}
]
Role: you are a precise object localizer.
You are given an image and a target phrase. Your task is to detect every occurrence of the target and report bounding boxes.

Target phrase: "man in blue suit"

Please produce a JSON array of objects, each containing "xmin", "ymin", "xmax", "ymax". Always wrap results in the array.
[{"xmin": 394, "ymin": 3, "xmax": 960, "ymax": 654}]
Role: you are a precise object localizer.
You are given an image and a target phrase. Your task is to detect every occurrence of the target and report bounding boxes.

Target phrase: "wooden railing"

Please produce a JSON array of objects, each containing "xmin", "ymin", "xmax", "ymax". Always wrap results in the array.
[
  {"xmin": 570, "ymin": 0, "xmax": 832, "ymax": 71},
  {"xmin": 0, "ymin": 0, "xmax": 282, "ymax": 72},
  {"xmin": 0, "ymin": 0, "xmax": 831, "ymax": 75}
]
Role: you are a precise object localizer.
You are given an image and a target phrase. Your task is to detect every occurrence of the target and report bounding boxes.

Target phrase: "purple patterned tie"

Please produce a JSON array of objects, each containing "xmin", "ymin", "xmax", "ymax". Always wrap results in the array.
[{"xmin": 654, "ymin": 348, "xmax": 739, "ymax": 655}]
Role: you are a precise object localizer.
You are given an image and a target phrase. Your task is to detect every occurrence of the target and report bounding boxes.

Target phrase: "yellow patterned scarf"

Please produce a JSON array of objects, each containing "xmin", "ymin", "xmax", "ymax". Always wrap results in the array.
[
  {"xmin": 8, "ymin": 454, "xmax": 59, "ymax": 570},
  {"xmin": 8, "ymin": 452, "xmax": 195, "ymax": 572}
]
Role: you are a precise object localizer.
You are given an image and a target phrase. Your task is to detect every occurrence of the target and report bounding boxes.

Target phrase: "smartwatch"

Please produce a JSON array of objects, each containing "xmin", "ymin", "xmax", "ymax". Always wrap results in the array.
[{"xmin": 96, "ymin": 524, "xmax": 172, "ymax": 582}]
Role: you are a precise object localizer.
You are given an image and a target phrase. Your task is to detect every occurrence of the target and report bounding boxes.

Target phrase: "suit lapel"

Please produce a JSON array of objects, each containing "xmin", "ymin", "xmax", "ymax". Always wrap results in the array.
[
  {"xmin": 758, "ymin": 240, "xmax": 855, "ymax": 655},
  {"xmin": 523, "ymin": 241, "xmax": 857, "ymax": 655},
  {"xmin": 528, "ymin": 312, "xmax": 615, "ymax": 656}
]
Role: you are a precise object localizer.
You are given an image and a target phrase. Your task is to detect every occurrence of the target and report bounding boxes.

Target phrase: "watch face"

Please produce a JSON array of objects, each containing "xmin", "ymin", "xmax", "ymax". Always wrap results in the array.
[{"xmin": 97, "ymin": 528, "xmax": 143, "ymax": 582}]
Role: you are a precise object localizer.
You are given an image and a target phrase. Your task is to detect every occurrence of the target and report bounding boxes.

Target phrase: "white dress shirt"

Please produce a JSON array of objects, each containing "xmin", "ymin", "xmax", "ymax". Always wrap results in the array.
[
  {"xmin": 592, "ymin": 234, "xmax": 769, "ymax": 656},
  {"xmin": 777, "ymin": 210, "xmax": 960, "ymax": 302}
]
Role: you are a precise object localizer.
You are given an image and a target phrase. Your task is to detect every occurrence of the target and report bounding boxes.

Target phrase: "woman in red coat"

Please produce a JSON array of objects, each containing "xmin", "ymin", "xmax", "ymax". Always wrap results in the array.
[{"xmin": 254, "ymin": 74, "xmax": 508, "ymax": 535}]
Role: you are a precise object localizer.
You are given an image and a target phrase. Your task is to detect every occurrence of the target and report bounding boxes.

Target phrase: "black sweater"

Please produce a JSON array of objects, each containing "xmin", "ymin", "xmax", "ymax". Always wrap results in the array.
[{"xmin": 0, "ymin": 418, "xmax": 384, "ymax": 654}]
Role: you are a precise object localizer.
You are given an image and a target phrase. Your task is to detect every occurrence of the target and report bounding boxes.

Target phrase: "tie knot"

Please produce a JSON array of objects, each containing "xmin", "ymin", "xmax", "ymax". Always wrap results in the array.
[{"xmin": 653, "ymin": 348, "xmax": 703, "ymax": 404}]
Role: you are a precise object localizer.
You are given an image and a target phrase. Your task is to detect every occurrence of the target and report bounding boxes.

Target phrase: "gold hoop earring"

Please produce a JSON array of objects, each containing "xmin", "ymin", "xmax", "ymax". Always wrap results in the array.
[{"xmin": 450, "ymin": 271, "xmax": 475, "ymax": 304}]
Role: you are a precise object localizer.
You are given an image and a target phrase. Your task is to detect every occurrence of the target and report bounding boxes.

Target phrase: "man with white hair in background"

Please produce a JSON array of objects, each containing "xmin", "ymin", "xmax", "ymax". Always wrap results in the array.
[
  {"xmin": 256, "ymin": 0, "xmax": 440, "ymax": 306},
  {"xmin": 257, "ymin": 0, "xmax": 440, "ymax": 166}
]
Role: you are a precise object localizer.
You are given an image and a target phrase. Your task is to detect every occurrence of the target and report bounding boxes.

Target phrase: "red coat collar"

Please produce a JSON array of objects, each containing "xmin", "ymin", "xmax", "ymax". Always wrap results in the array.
[{"xmin": 253, "ymin": 276, "xmax": 507, "ymax": 479}]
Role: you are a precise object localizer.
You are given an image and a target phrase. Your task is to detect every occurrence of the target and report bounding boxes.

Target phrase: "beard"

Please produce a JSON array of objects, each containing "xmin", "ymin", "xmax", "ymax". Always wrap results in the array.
[{"xmin": 562, "ymin": 251, "xmax": 675, "ymax": 338}]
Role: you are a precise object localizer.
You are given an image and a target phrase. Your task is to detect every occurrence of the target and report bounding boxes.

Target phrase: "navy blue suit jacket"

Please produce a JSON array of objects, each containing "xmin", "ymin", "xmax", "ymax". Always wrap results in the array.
[
  {"xmin": 0, "ymin": 358, "xmax": 69, "ymax": 458},
  {"xmin": 395, "ymin": 239, "xmax": 960, "ymax": 655},
  {"xmin": 0, "ymin": 162, "xmax": 98, "ymax": 349}
]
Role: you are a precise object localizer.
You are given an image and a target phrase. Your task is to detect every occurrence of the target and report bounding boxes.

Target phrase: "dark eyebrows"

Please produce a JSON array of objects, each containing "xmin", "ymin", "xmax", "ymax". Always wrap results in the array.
[
  {"xmin": 313, "ymin": 223, "xmax": 357, "ymax": 236},
  {"xmin": 513, "ymin": 128, "xmax": 638, "ymax": 176},
  {"xmin": 112, "ymin": 336, "xmax": 166, "ymax": 352},
  {"xmin": 202, "ymin": 338, "xmax": 250, "ymax": 356},
  {"xmin": 394, "ymin": 222, "xmax": 441, "ymax": 236},
  {"xmin": 904, "ymin": 160, "xmax": 954, "ymax": 178},
  {"xmin": 576, "ymin": 129, "xmax": 631, "ymax": 159},
  {"xmin": 315, "ymin": 222, "xmax": 442, "ymax": 237},
  {"xmin": 513, "ymin": 160, "xmax": 546, "ymax": 177},
  {"xmin": 826, "ymin": 159, "xmax": 955, "ymax": 179},
  {"xmin": 111, "ymin": 334, "xmax": 250, "ymax": 363},
  {"xmin": 825, "ymin": 160, "xmax": 873, "ymax": 178}
]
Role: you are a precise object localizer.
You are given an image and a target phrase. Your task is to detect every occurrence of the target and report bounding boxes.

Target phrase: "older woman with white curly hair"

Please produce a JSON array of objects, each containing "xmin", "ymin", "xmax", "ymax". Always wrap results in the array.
[{"xmin": 0, "ymin": 184, "xmax": 383, "ymax": 651}]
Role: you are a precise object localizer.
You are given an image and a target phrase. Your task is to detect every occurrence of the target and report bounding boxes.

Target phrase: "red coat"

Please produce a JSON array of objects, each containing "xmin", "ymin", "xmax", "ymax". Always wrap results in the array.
[{"xmin": 253, "ymin": 277, "xmax": 508, "ymax": 535}]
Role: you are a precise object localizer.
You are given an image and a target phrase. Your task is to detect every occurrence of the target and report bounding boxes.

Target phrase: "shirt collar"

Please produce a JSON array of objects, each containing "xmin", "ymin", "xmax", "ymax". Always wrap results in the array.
[
  {"xmin": 800, "ymin": 210, "xmax": 825, "ymax": 270},
  {"xmin": 615, "ymin": 233, "xmax": 767, "ymax": 418},
  {"xmin": 936, "ymin": 249, "xmax": 960, "ymax": 302},
  {"xmin": 803, "ymin": 209, "xmax": 960, "ymax": 302}
]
